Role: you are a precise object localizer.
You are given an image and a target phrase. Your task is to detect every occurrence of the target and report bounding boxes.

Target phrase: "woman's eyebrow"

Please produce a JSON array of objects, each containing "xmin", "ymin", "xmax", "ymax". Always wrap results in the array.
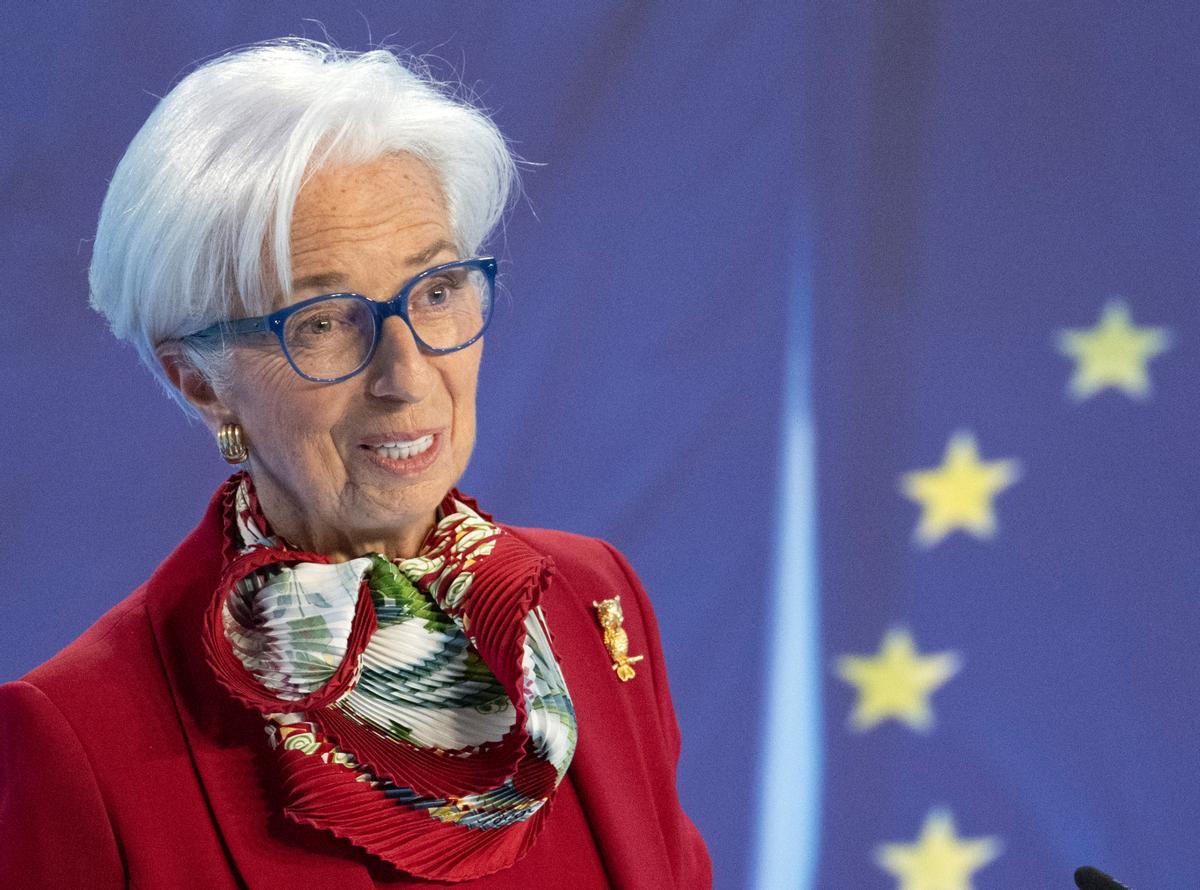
[
  {"xmin": 291, "ymin": 240, "xmax": 459, "ymax": 294},
  {"xmin": 291, "ymin": 271, "xmax": 348, "ymax": 292},
  {"xmin": 404, "ymin": 238, "xmax": 458, "ymax": 267}
]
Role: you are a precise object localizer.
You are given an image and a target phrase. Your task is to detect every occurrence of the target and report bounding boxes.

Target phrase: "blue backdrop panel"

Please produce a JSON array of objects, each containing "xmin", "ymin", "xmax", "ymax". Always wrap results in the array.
[{"xmin": 809, "ymin": 3, "xmax": 1200, "ymax": 888}]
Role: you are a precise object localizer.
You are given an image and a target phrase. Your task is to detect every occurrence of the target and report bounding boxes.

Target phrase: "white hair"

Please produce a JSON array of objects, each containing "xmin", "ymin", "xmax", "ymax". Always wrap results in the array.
[{"xmin": 89, "ymin": 38, "xmax": 517, "ymax": 413}]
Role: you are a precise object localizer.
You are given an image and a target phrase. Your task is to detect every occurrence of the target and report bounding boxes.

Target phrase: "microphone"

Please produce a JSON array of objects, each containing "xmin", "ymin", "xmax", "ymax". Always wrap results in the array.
[{"xmin": 1074, "ymin": 865, "xmax": 1130, "ymax": 889}]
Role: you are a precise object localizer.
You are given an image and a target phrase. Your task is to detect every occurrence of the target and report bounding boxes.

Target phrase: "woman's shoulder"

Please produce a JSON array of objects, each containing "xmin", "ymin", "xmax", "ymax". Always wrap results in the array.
[
  {"xmin": 21, "ymin": 587, "xmax": 155, "ymax": 687},
  {"xmin": 9, "ymin": 585, "xmax": 165, "ymax": 727},
  {"xmin": 13, "ymin": 494, "xmax": 225, "ymax": 720},
  {"xmin": 502, "ymin": 524, "xmax": 647, "ymax": 600},
  {"xmin": 501, "ymin": 523, "xmax": 608, "ymax": 554}
]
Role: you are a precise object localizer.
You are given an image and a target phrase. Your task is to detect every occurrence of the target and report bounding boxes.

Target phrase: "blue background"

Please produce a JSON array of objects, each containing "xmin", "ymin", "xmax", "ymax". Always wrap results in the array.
[{"xmin": 2, "ymin": 4, "xmax": 1197, "ymax": 888}]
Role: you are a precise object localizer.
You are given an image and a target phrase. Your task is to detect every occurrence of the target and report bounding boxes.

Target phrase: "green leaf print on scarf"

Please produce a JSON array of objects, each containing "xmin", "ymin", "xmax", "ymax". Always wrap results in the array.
[{"xmin": 367, "ymin": 555, "xmax": 458, "ymax": 634}]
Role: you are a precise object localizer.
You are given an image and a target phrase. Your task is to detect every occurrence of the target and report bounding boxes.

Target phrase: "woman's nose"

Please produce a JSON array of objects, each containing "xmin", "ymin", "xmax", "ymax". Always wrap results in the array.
[{"xmin": 366, "ymin": 316, "xmax": 435, "ymax": 403}]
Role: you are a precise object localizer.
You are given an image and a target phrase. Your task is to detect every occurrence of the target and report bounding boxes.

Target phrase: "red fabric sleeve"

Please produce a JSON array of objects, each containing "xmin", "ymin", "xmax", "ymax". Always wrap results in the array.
[
  {"xmin": 597, "ymin": 541, "xmax": 714, "ymax": 889},
  {"xmin": 0, "ymin": 680, "xmax": 124, "ymax": 888}
]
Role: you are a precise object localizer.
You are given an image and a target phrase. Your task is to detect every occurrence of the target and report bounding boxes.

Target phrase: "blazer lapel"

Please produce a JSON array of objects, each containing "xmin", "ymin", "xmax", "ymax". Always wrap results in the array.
[
  {"xmin": 144, "ymin": 492, "xmax": 373, "ymax": 889},
  {"xmin": 543, "ymin": 568, "xmax": 677, "ymax": 889}
]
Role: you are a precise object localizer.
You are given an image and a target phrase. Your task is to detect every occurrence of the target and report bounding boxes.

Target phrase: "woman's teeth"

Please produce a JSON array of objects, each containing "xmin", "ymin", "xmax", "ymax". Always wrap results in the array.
[{"xmin": 372, "ymin": 435, "xmax": 434, "ymax": 460}]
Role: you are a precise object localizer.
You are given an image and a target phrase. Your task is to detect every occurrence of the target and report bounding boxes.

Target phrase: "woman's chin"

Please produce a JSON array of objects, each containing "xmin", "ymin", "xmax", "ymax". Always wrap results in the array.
[{"xmin": 347, "ymin": 438, "xmax": 457, "ymax": 544}]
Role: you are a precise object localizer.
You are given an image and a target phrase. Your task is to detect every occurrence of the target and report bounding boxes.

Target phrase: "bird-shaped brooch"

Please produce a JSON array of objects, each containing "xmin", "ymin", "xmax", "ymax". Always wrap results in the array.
[{"xmin": 593, "ymin": 595, "xmax": 644, "ymax": 682}]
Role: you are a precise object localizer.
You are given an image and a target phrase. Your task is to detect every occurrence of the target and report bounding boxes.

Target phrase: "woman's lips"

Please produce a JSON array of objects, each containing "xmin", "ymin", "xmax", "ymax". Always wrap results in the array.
[{"xmin": 360, "ymin": 431, "xmax": 442, "ymax": 475}]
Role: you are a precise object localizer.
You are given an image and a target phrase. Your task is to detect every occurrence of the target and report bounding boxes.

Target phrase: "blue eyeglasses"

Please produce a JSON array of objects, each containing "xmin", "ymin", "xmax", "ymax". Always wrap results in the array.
[{"xmin": 183, "ymin": 257, "xmax": 496, "ymax": 383}]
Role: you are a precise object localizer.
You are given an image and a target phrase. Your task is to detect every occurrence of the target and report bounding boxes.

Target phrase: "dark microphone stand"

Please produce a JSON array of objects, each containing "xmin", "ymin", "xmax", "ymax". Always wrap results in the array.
[{"xmin": 1074, "ymin": 865, "xmax": 1131, "ymax": 889}]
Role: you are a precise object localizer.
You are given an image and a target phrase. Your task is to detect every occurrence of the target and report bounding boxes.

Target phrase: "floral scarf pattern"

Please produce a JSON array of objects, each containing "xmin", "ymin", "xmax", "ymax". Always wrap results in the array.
[{"xmin": 203, "ymin": 472, "xmax": 577, "ymax": 881}]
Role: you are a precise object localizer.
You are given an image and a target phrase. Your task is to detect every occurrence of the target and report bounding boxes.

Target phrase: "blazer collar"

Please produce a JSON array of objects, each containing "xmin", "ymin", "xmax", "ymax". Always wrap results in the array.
[{"xmin": 143, "ymin": 486, "xmax": 373, "ymax": 889}]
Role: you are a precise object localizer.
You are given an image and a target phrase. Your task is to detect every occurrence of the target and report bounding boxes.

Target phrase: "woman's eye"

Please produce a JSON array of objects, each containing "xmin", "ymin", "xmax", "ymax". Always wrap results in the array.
[
  {"xmin": 302, "ymin": 315, "xmax": 335, "ymax": 334},
  {"xmin": 413, "ymin": 278, "xmax": 456, "ymax": 309}
]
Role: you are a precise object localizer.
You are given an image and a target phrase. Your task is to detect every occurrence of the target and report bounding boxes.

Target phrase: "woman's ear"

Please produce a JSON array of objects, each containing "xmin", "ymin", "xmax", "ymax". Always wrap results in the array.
[{"xmin": 156, "ymin": 345, "xmax": 231, "ymax": 434}]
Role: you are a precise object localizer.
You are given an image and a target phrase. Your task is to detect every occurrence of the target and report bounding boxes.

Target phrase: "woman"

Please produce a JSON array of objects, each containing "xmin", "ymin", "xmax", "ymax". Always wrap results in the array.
[{"xmin": 0, "ymin": 40, "xmax": 710, "ymax": 888}]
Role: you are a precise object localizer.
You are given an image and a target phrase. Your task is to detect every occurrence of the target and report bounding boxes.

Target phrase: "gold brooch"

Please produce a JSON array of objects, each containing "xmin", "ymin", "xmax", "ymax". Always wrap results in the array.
[{"xmin": 593, "ymin": 596, "xmax": 644, "ymax": 682}]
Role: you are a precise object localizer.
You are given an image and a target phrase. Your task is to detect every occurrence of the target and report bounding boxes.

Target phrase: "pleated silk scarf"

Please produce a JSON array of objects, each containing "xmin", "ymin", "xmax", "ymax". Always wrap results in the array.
[{"xmin": 203, "ymin": 473, "xmax": 578, "ymax": 881}]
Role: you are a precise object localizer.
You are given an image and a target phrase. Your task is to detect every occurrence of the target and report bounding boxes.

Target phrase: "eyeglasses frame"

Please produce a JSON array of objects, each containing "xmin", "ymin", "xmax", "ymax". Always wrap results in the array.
[{"xmin": 182, "ymin": 256, "xmax": 497, "ymax": 383}]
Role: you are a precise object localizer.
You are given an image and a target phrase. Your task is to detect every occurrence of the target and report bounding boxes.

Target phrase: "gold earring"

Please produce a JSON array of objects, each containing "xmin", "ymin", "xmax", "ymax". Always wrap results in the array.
[{"xmin": 217, "ymin": 423, "xmax": 249, "ymax": 464}]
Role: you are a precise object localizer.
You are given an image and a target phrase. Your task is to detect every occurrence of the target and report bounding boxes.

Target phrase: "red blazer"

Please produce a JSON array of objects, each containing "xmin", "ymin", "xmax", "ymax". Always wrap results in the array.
[{"xmin": 0, "ymin": 488, "xmax": 711, "ymax": 888}]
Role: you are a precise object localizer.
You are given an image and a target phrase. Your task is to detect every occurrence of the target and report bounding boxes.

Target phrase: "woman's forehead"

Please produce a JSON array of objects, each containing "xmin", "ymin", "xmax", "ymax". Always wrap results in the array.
[
  {"xmin": 288, "ymin": 237, "xmax": 459, "ymax": 297},
  {"xmin": 287, "ymin": 155, "xmax": 454, "ymax": 296},
  {"xmin": 290, "ymin": 155, "xmax": 448, "ymax": 248}
]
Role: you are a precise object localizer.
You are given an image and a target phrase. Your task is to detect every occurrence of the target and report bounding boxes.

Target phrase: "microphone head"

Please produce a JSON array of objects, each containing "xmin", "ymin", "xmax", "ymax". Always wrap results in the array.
[{"xmin": 1074, "ymin": 865, "xmax": 1129, "ymax": 889}]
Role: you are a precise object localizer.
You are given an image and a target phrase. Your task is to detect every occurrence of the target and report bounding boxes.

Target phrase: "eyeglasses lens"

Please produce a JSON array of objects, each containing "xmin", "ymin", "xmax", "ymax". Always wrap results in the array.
[
  {"xmin": 282, "ymin": 298, "xmax": 375, "ymax": 380},
  {"xmin": 281, "ymin": 266, "xmax": 491, "ymax": 380},
  {"xmin": 407, "ymin": 266, "xmax": 491, "ymax": 350}
]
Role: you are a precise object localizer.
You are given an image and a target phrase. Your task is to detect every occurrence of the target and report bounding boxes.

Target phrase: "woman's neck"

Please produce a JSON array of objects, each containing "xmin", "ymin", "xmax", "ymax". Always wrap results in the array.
[{"xmin": 249, "ymin": 475, "xmax": 437, "ymax": 562}]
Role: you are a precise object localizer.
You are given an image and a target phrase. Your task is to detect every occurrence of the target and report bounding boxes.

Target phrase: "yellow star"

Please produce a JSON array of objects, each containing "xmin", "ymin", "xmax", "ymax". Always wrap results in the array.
[
  {"xmin": 876, "ymin": 809, "xmax": 1001, "ymax": 890},
  {"xmin": 1058, "ymin": 300, "xmax": 1170, "ymax": 400},
  {"xmin": 901, "ymin": 433, "xmax": 1020, "ymax": 547},
  {"xmin": 836, "ymin": 629, "xmax": 960, "ymax": 732}
]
